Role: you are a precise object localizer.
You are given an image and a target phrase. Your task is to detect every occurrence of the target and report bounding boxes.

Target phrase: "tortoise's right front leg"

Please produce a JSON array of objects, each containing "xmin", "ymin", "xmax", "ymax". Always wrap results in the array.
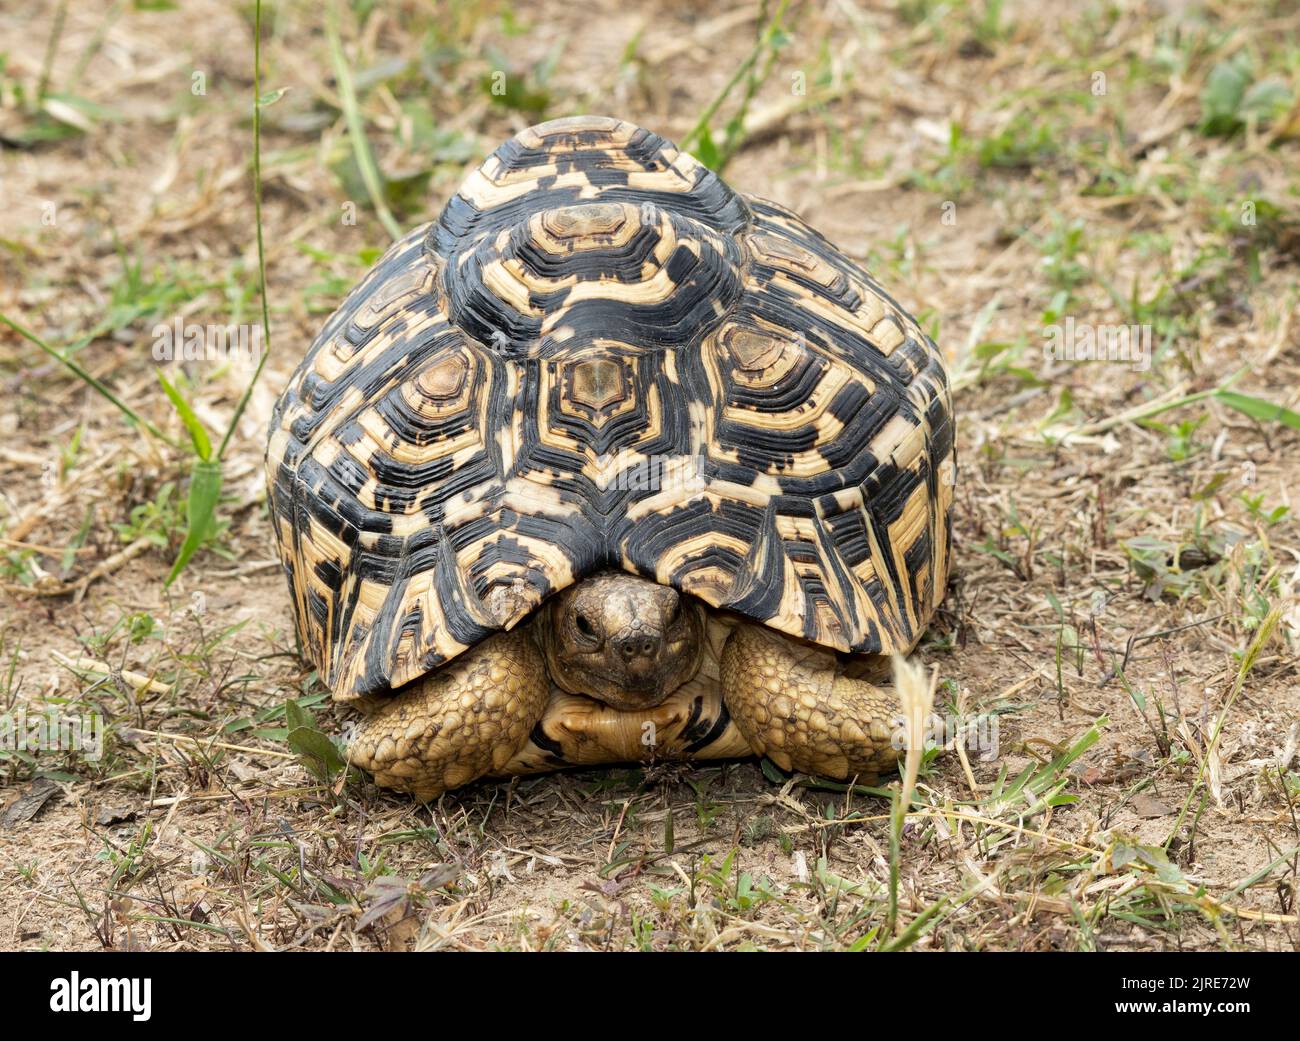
[
  {"xmin": 719, "ymin": 624, "xmax": 901, "ymax": 784},
  {"xmin": 347, "ymin": 629, "xmax": 550, "ymax": 801}
]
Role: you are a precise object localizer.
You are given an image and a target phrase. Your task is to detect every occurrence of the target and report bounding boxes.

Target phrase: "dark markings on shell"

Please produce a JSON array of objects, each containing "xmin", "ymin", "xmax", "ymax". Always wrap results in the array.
[{"xmin": 266, "ymin": 116, "xmax": 956, "ymax": 700}]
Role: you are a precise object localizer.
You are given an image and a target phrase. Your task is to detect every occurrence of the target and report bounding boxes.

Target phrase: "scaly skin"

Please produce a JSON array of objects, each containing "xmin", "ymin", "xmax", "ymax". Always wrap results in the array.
[
  {"xmin": 719, "ymin": 623, "xmax": 899, "ymax": 784},
  {"xmin": 497, "ymin": 684, "xmax": 753, "ymax": 775},
  {"xmin": 347, "ymin": 629, "xmax": 550, "ymax": 801},
  {"xmin": 345, "ymin": 575, "xmax": 904, "ymax": 800}
]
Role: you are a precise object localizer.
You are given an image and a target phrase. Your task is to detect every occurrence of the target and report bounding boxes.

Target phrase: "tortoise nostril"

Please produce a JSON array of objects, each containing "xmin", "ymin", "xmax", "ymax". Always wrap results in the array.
[{"xmin": 618, "ymin": 634, "xmax": 661, "ymax": 659}]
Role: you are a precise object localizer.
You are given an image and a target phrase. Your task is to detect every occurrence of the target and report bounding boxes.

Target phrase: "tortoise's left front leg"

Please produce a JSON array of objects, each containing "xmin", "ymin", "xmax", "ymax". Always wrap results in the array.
[
  {"xmin": 347, "ymin": 629, "xmax": 550, "ymax": 801},
  {"xmin": 719, "ymin": 624, "xmax": 900, "ymax": 783}
]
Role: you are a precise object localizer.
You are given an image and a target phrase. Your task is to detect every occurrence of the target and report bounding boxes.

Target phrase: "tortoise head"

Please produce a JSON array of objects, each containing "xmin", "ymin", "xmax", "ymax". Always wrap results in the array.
[{"xmin": 541, "ymin": 572, "xmax": 704, "ymax": 710}]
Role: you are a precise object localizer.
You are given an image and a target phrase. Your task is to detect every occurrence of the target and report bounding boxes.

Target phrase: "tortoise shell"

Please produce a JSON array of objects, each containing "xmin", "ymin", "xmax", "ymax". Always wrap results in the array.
[{"xmin": 266, "ymin": 116, "xmax": 955, "ymax": 702}]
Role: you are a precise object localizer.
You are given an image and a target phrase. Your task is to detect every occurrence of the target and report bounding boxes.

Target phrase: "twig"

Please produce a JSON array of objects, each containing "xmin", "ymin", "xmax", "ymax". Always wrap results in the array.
[
  {"xmin": 123, "ymin": 727, "xmax": 298, "ymax": 760},
  {"xmin": 51, "ymin": 650, "xmax": 172, "ymax": 696}
]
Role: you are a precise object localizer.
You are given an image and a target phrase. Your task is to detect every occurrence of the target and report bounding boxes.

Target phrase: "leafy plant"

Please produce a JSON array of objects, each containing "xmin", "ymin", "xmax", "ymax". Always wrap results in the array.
[
  {"xmin": 1124, "ymin": 536, "xmax": 1196, "ymax": 601},
  {"xmin": 1138, "ymin": 414, "xmax": 1208, "ymax": 462},
  {"xmin": 1238, "ymin": 493, "xmax": 1290, "ymax": 527},
  {"xmin": 1199, "ymin": 52, "xmax": 1293, "ymax": 137},
  {"xmin": 284, "ymin": 699, "xmax": 352, "ymax": 787},
  {"xmin": 112, "ymin": 480, "xmax": 181, "ymax": 547}
]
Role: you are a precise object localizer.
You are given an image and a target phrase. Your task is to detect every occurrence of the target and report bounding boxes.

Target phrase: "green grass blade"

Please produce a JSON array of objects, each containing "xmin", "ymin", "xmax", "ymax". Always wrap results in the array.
[
  {"xmin": 326, "ymin": 0, "xmax": 402, "ymax": 241},
  {"xmin": 878, "ymin": 895, "xmax": 949, "ymax": 952},
  {"xmin": 886, "ymin": 787, "xmax": 901, "ymax": 936},
  {"xmin": 1225, "ymin": 841, "xmax": 1300, "ymax": 901},
  {"xmin": 680, "ymin": 0, "xmax": 790, "ymax": 172},
  {"xmin": 0, "ymin": 312, "xmax": 178, "ymax": 448},
  {"xmin": 156, "ymin": 371, "xmax": 212, "ymax": 460},
  {"xmin": 165, "ymin": 459, "xmax": 222, "ymax": 586},
  {"xmin": 217, "ymin": 0, "xmax": 273, "ymax": 461},
  {"xmin": 1213, "ymin": 389, "xmax": 1300, "ymax": 430},
  {"xmin": 37, "ymin": 0, "xmax": 69, "ymax": 101}
]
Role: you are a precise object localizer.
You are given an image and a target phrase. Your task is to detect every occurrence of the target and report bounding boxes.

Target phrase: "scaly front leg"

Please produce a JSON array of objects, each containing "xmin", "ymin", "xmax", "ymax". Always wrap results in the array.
[
  {"xmin": 719, "ymin": 624, "xmax": 900, "ymax": 784},
  {"xmin": 347, "ymin": 629, "xmax": 551, "ymax": 800}
]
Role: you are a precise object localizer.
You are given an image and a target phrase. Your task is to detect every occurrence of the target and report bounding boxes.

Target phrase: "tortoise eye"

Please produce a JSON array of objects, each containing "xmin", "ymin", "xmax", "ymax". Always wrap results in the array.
[{"xmin": 575, "ymin": 613, "xmax": 597, "ymax": 639}]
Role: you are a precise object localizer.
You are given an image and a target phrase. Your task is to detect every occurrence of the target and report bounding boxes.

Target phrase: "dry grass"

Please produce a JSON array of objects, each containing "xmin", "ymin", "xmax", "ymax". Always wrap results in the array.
[{"xmin": 1, "ymin": 0, "xmax": 1298, "ymax": 951}]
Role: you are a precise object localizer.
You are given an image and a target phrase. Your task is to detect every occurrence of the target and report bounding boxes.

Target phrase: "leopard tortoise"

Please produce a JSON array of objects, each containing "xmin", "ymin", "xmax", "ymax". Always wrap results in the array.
[{"xmin": 266, "ymin": 116, "xmax": 955, "ymax": 800}]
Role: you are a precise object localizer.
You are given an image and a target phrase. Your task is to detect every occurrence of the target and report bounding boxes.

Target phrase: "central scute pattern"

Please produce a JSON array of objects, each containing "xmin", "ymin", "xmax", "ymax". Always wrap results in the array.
[
  {"xmin": 266, "ymin": 116, "xmax": 955, "ymax": 702},
  {"xmin": 441, "ymin": 200, "xmax": 746, "ymax": 359}
]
